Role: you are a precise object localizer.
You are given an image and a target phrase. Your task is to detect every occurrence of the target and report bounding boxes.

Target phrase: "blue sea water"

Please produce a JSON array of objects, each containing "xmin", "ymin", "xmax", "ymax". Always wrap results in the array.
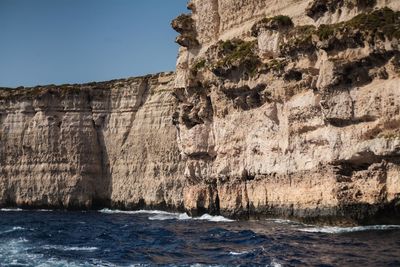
[{"xmin": 0, "ymin": 209, "xmax": 399, "ymax": 267}]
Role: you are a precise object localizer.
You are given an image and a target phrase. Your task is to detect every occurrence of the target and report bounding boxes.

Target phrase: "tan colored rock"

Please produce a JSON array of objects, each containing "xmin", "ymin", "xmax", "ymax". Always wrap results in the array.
[
  {"xmin": 0, "ymin": 72, "xmax": 185, "ymax": 210},
  {"xmin": 0, "ymin": 0, "xmax": 400, "ymax": 226},
  {"xmin": 173, "ymin": 1, "xmax": 400, "ymax": 224},
  {"xmin": 257, "ymin": 31, "xmax": 282, "ymax": 58}
]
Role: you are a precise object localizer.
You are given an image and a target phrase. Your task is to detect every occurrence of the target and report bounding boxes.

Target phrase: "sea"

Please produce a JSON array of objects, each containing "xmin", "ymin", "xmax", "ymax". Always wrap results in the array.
[{"xmin": 0, "ymin": 209, "xmax": 399, "ymax": 267}]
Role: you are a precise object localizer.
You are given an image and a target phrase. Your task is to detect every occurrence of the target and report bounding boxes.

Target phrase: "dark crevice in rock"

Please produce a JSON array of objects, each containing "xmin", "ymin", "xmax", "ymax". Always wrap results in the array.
[
  {"xmin": 306, "ymin": 0, "xmax": 377, "ymax": 21},
  {"xmin": 333, "ymin": 155, "xmax": 400, "ymax": 177},
  {"xmin": 333, "ymin": 162, "xmax": 375, "ymax": 177},
  {"xmin": 187, "ymin": 152, "xmax": 216, "ymax": 161},
  {"xmin": 92, "ymin": 119, "xmax": 112, "ymax": 206},
  {"xmin": 306, "ymin": 0, "xmax": 330, "ymax": 20},
  {"xmin": 322, "ymin": 51, "xmax": 400, "ymax": 91},
  {"xmin": 244, "ymin": 200, "xmax": 400, "ymax": 225},
  {"xmin": 176, "ymin": 86, "xmax": 213, "ymax": 130},
  {"xmin": 89, "ymin": 90, "xmax": 112, "ymax": 207},
  {"xmin": 188, "ymin": 185, "xmax": 220, "ymax": 217},
  {"xmin": 221, "ymin": 84, "xmax": 268, "ymax": 111},
  {"xmin": 121, "ymin": 78, "xmax": 149, "ymax": 146},
  {"xmin": 283, "ymin": 69, "xmax": 303, "ymax": 81},
  {"xmin": 209, "ymin": 39, "xmax": 261, "ymax": 80},
  {"xmin": 326, "ymin": 115, "xmax": 377, "ymax": 127},
  {"xmin": 215, "ymin": 192, "xmax": 221, "ymax": 215},
  {"xmin": 110, "ymin": 199, "xmax": 185, "ymax": 213},
  {"xmin": 242, "ymin": 169, "xmax": 255, "ymax": 181},
  {"xmin": 341, "ymin": 52, "xmax": 396, "ymax": 87},
  {"xmin": 337, "ymin": 200, "xmax": 400, "ymax": 225}
]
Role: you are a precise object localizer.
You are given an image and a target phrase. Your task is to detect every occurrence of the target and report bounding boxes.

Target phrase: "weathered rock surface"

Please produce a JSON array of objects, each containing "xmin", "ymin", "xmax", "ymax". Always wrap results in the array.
[
  {"xmin": 173, "ymin": 0, "xmax": 400, "ymax": 224},
  {"xmin": 0, "ymin": 73, "xmax": 185, "ymax": 210},
  {"xmin": 1, "ymin": 0, "xmax": 400, "ymax": 225}
]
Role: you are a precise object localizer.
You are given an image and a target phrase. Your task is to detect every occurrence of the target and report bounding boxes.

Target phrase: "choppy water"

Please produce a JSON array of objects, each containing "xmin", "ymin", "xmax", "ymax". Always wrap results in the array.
[{"xmin": 0, "ymin": 209, "xmax": 399, "ymax": 266}]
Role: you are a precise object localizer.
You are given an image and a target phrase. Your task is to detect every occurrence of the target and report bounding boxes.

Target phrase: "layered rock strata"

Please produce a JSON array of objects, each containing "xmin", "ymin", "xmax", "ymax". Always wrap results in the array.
[
  {"xmin": 0, "ymin": 73, "xmax": 185, "ymax": 210},
  {"xmin": 0, "ymin": 0, "xmax": 400, "ymax": 225},
  {"xmin": 173, "ymin": 0, "xmax": 400, "ymax": 224}
]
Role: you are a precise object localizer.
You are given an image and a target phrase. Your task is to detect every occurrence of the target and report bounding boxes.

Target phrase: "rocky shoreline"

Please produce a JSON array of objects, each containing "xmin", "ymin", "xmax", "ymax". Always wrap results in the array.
[{"xmin": 1, "ymin": 0, "xmax": 400, "ymax": 225}]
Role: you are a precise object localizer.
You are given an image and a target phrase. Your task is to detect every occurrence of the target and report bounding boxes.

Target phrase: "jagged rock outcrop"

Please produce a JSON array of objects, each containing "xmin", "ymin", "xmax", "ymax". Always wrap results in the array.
[
  {"xmin": 0, "ymin": 73, "xmax": 185, "ymax": 210},
  {"xmin": 173, "ymin": 0, "xmax": 400, "ymax": 224}
]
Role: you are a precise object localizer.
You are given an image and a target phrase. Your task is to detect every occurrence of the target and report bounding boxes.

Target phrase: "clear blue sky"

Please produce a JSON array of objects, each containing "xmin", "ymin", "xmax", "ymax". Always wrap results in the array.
[{"xmin": 0, "ymin": 0, "xmax": 188, "ymax": 87}]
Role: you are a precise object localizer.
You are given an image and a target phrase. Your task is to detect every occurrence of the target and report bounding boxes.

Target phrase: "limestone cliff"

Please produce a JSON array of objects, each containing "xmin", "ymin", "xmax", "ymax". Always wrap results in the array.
[
  {"xmin": 1, "ymin": 0, "xmax": 400, "ymax": 225},
  {"xmin": 0, "ymin": 73, "xmax": 185, "ymax": 210},
  {"xmin": 172, "ymin": 0, "xmax": 400, "ymax": 224}
]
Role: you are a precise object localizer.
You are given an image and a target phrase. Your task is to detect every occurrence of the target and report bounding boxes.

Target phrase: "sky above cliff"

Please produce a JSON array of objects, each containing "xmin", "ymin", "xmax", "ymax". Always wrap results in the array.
[{"xmin": 0, "ymin": 0, "xmax": 188, "ymax": 87}]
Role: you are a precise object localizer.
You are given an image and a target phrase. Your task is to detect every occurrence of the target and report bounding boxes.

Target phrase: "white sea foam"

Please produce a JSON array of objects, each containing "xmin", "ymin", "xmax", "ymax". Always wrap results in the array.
[
  {"xmin": 0, "ymin": 208, "xmax": 53, "ymax": 212},
  {"xmin": 189, "ymin": 265, "xmax": 225, "ymax": 267},
  {"xmin": 42, "ymin": 245, "xmax": 98, "ymax": 252},
  {"xmin": 229, "ymin": 251, "xmax": 282, "ymax": 267},
  {"xmin": 269, "ymin": 259, "xmax": 283, "ymax": 267},
  {"xmin": 299, "ymin": 224, "xmax": 400, "ymax": 234},
  {"xmin": 194, "ymin": 214, "xmax": 234, "ymax": 222},
  {"xmin": 100, "ymin": 209, "xmax": 234, "ymax": 222},
  {"xmin": 0, "ymin": 208, "xmax": 23, "ymax": 212},
  {"xmin": 0, "ymin": 238, "xmax": 105, "ymax": 267},
  {"xmin": 229, "ymin": 250, "xmax": 249, "ymax": 256},
  {"xmin": 99, "ymin": 208, "xmax": 172, "ymax": 215},
  {"xmin": 0, "ymin": 226, "xmax": 26, "ymax": 235},
  {"xmin": 149, "ymin": 212, "xmax": 234, "ymax": 222},
  {"xmin": 148, "ymin": 213, "xmax": 191, "ymax": 221},
  {"xmin": 189, "ymin": 261, "xmax": 280, "ymax": 267},
  {"xmin": 0, "ymin": 238, "xmax": 39, "ymax": 266},
  {"xmin": 265, "ymin": 218, "xmax": 299, "ymax": 224}
]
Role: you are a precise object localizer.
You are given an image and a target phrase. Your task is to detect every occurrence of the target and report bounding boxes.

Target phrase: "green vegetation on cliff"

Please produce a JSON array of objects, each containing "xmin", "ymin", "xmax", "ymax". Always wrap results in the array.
[
  {"xmin": 251, "ymin": 15, "xmax": 294, "ymax": 36},
  {"xmin": 211, "ymin": 39, "xmax": 260, "ymax": 77},
  {"xmin": 315, "ymin": 7, "xmax": 400, "ymax": 40},
  {"xmin": 280, "ymin": 8, "xmax": 400, "ymax": 55},
  {"xmin": 306, "ymin": 0, "xmax": 377, "ymax": 20},
  {"xmin": 191, "ymin": 39, "xmax": 261, "ymax": 78}
]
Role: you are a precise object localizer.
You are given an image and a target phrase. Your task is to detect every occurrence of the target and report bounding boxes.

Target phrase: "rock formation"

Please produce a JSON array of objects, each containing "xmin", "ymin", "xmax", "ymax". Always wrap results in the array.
[
  {"xmin": 0, "ymin": 0, "xmax": 400, "ymax": 225},
  {"xmin": 0, "ymin": 73, "xmax": 185, "ymax": 210},
  {"xmin": 173, "ymin": 0, "xmax": 400, "ymax": 224}
]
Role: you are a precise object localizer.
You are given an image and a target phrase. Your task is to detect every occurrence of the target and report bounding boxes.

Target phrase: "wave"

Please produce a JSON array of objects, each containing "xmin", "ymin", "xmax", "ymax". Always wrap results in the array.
[
  {"xmin": 189, "ymin": 265, "xmax": 228, "ymax": 267},
  {"xmin": 228, "ymin": 252, "xmax": 282, "ymax": 267},
  {"xmin": 0, "ymin": 208, "xmax": 24, "ymax": 212},
  {"xmin": 42, "ymin": 245, "xmax": 98, "ymax": 252},
  {"xmin": 229, "ymin": 250, "xmax": 249, "ymax": 256},
  {"xmin": 0, "ymin": 226, "xmax": 27, "ymax": 235},
  {"xmin": 0, "ymin": 208, "xmax": 53, "ymax": 212},
  {"xmin": 265, "ymin": 218, "xmax": 300, "ymax": 224},
  {"xmin": 148, "ymin": 213, "xmax": 191, "ymax": 221},
  {"xmin": 99, "ymin": 209, "xmax": 234, "ymax": 222},
  {"xmin": 265, "ymin": 218, "xmax": 315, "ymax": 230},
  {"xmin": 189, "ymin": 265, "xmax": 226, "ymax": 267},
  {"xmin": 299, "ymin": 225, "xmax": 400, "ymax": 234},
  {"xmin": 270, "ymin": 259, "xmax": 283, "ymax": 267},
  {"xmin": 0, "ymin": 238, "xmax": 124, "ymax": 266},
  {"xmin": 36, "ymin": 209, "xmax": 54, "ymax": 212},
  {"xmin": 99, "ymin": 208, "xmax": 173, "ymax": 215},
  {"xmin": 194, "ymin": 214, "xmax": 234, "ymax": 222}
]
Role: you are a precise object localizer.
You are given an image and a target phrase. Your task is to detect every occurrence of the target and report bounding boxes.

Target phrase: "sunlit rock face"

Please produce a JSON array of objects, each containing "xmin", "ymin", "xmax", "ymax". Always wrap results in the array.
[
  {"xmin": 173, "ymin": 0, "xmax": 400, "ymax": 224},
  {"xmin": 1, "ymin": 0, "xmax": 400, "ymax": 225},
  {"xmin": 0, "ymin": 73, "xmax": 185, "ymax": 210}
]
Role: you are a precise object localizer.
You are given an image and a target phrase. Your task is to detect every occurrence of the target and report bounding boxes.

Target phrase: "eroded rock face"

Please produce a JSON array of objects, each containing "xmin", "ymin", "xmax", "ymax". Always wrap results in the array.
[
  {"xmin": 173, "ymin": 0, "xmax": 400, "ymax": 224},
  {"xmin": 0, "ymin": 73, "xmax": 185, "ymax": 210},
  {"xmin": 1, "ymin": 0, "xmax": 400, "ymax": 225}
]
